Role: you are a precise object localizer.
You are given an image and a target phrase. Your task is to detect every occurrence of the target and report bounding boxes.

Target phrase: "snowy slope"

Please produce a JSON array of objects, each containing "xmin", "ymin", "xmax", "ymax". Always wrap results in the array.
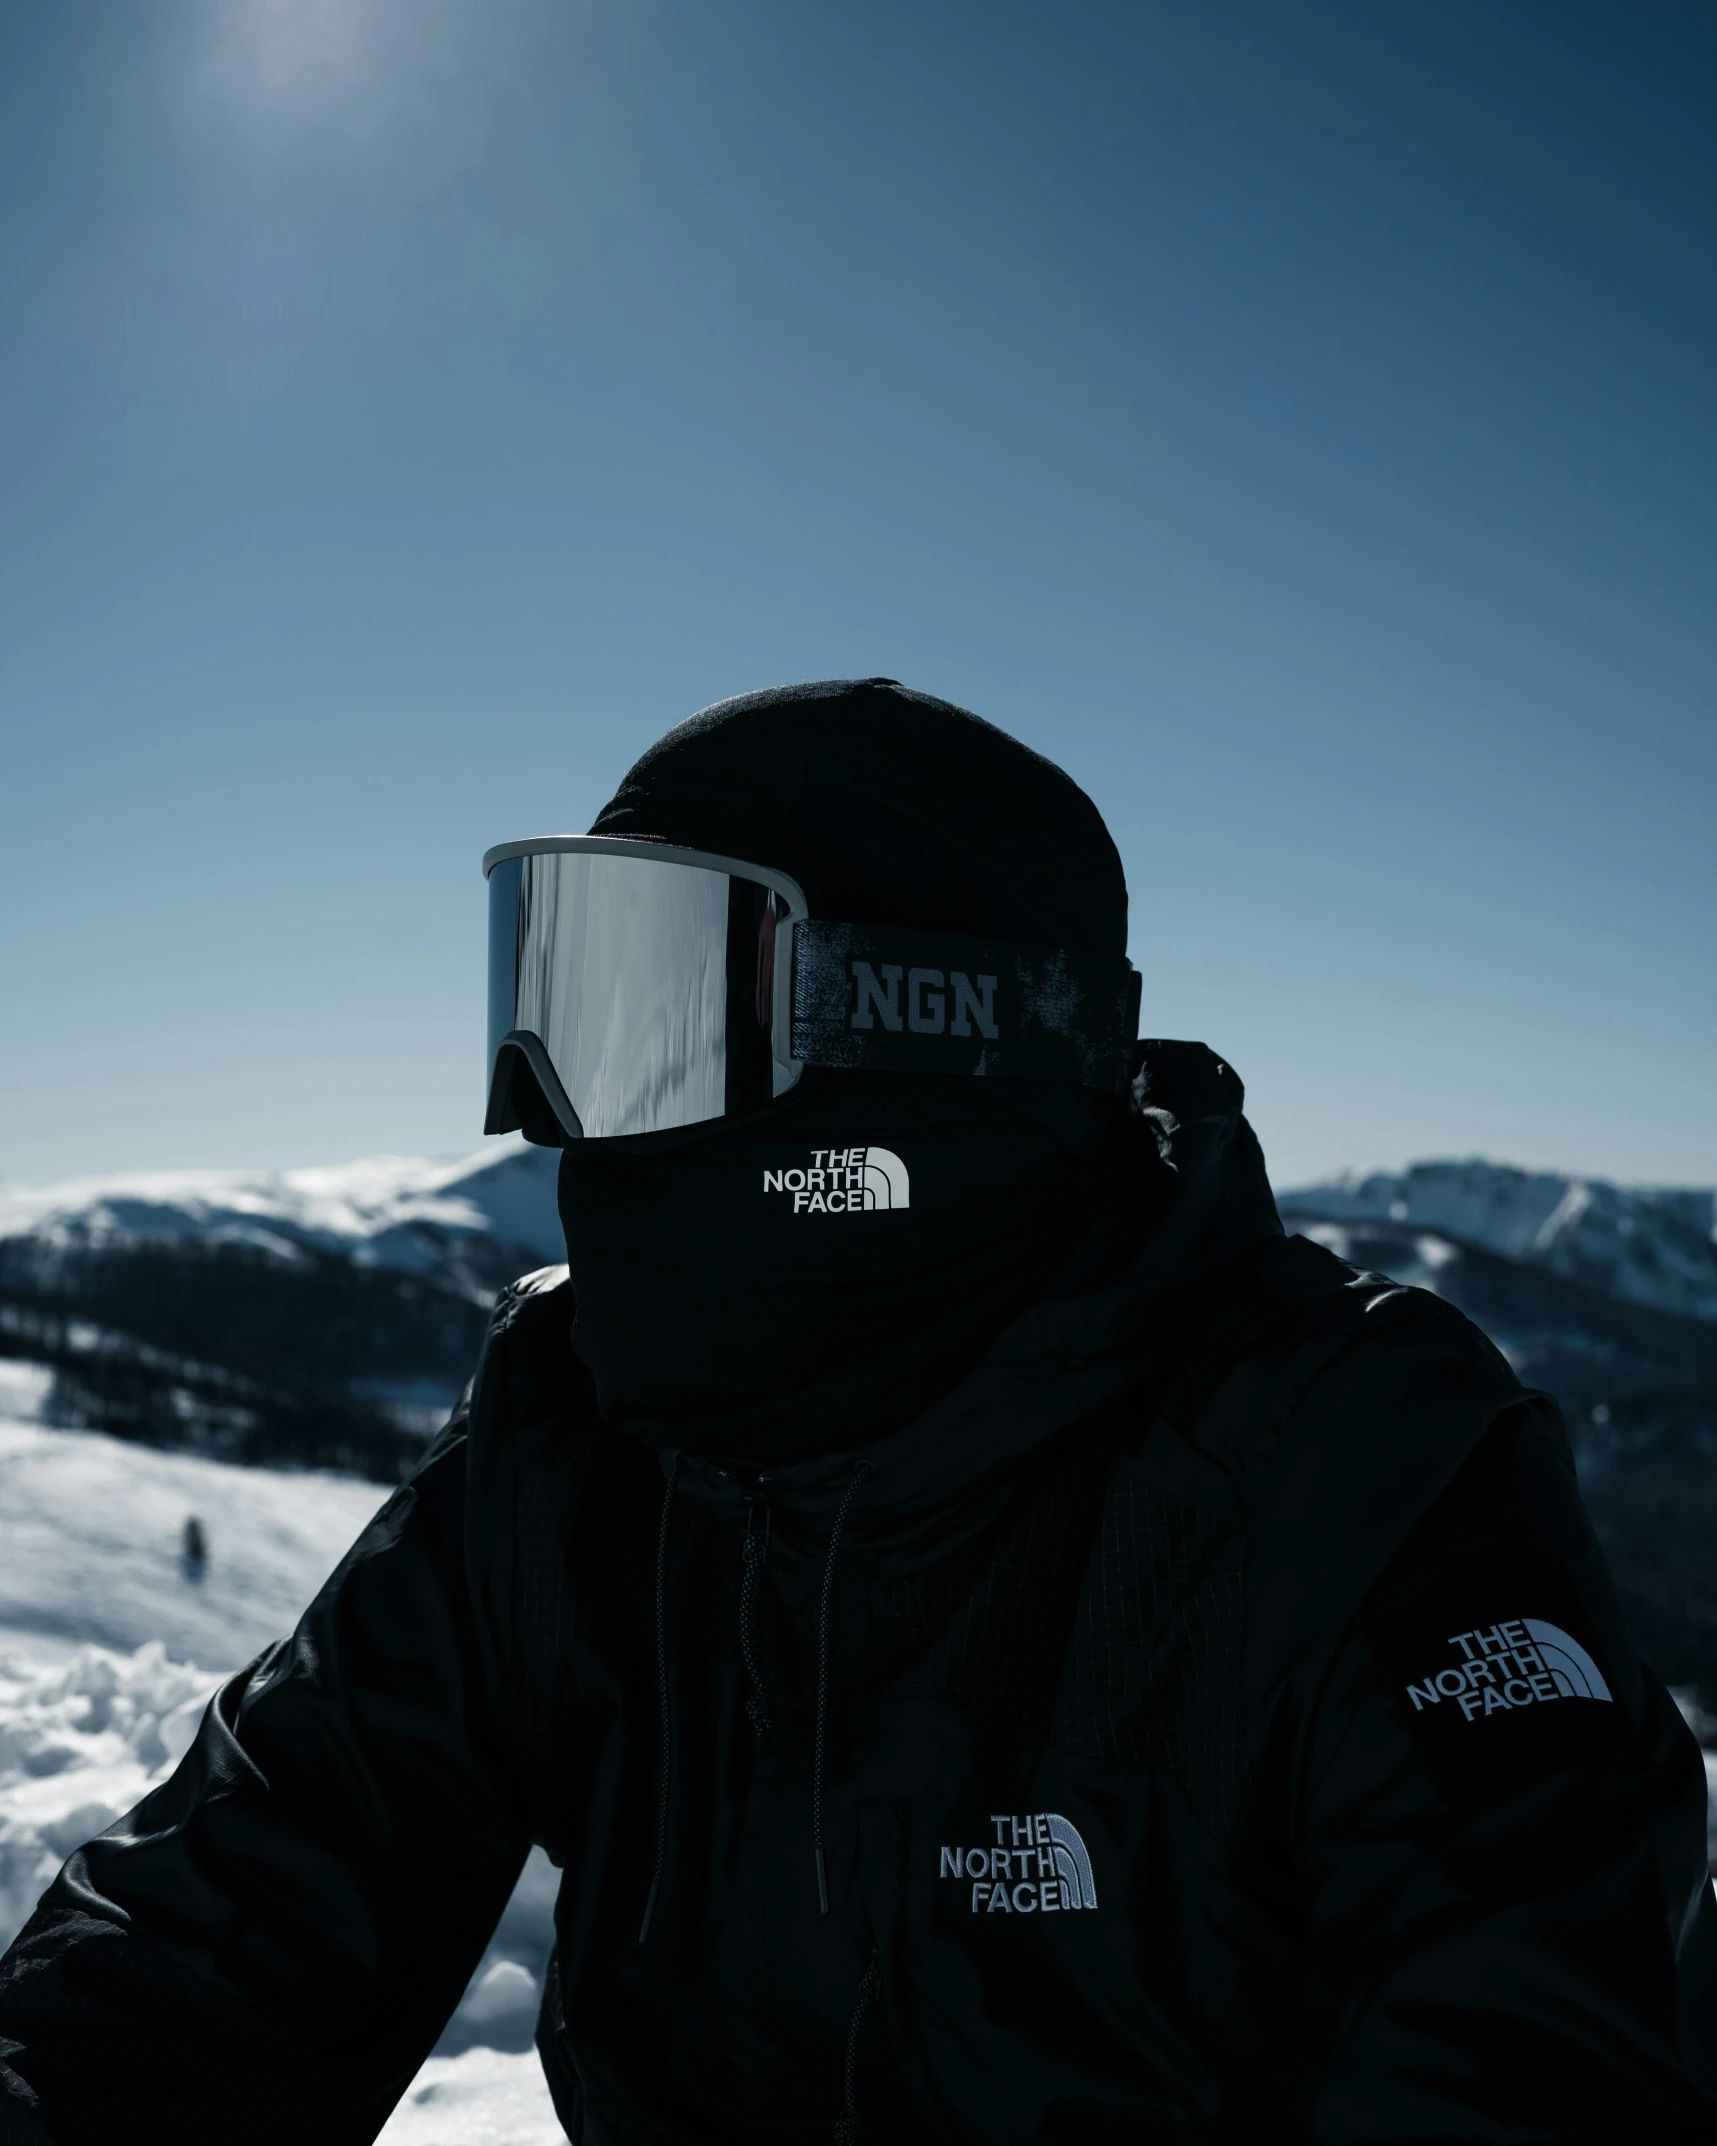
[
  {"xmin": 0, "ymin": 1417, "xmax": 391, "ymax": 1954},
  {"xmin": 0, "ymin": 1418, "xmax": 388, "ymax": 1663},
  {"xmin": 0, "ymin": 1417, "xmax": 564, "ymax": 2137},
  {"xmin": 378, "ymin": 2048, "xmax": 567, "ymax": 2144},
  {"xmin": 1278, "ymin": 1161, "xmax": 1717, "ymax": 1322}
]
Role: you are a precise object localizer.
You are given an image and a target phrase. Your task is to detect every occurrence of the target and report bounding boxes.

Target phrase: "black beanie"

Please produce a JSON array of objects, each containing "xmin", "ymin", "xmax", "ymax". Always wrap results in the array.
[{"xmin": 589, "ymin": 678, "xmax": 1127, "ymax": 957}]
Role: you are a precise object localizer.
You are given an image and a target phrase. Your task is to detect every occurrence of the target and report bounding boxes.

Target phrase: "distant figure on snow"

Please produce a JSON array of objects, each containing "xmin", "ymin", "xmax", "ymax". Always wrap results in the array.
[{"xmin": 180, "ymin": 1515, "xmax": 207, "ymax": 1580}]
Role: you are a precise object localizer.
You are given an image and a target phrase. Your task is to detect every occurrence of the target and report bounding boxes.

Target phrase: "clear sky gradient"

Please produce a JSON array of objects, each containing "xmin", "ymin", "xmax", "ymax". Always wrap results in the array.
[{"xmin": 1, "ymin": 1, "xmax": 1711, "ymax": 1191}]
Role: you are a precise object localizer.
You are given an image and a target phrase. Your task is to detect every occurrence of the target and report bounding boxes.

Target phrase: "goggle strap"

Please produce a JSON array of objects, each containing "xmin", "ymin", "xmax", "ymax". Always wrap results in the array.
[{"xmin": 789, "ymin": 920, "xmax": 1139, "ymax": 1095}]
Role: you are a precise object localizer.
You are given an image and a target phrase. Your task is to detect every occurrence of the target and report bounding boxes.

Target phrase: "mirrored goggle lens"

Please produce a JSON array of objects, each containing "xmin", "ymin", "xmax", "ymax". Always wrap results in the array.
[{"xmin": 486, "ymin": 847, "xmax": 794, "ymax": 1141}]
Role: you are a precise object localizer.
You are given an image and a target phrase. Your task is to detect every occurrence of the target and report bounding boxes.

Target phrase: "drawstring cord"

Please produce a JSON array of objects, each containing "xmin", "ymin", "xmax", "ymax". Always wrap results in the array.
[
  {"xmin": 641, "ymin": 1452, "xmax": 871, "ymax": 1939},
  {"xmin": 637, "ymin": 1449, "xmax": 683, "ymax": 1945},
  {"xmin": 833, "ymin": 1950, "xmax": 883, "ymax": 2146},
  {"xmin": 739, "ymin": 1501, "xmax": 773, "ymax": 1735},
  {"xmin": 813, "ymin": 1461, "xmax": 872, "ymax": 1915}
]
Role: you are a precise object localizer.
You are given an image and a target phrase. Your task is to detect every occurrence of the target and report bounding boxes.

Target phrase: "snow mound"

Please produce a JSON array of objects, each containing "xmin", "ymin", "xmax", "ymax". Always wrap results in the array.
[
  {"xmin": 378, "ymin": 2047, "xmax": 564, "ymax": 2143},
  {"xmin": 0, "ymin": 1632, "xmax": 563, "ymax": 2130},
  {"xmin": 0, "ymin": 1637, "xmax": 220, "ymax": 1956}
]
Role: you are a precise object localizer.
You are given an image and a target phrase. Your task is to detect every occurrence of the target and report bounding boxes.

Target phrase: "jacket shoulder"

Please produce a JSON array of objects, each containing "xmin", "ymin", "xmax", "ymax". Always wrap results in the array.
[
  {"xmin": 457, "ymin": 1263, "xmax": 605, "ymax": 1554},
  {"xmin": 415, "ymin": 1263, "xmax": 582, "ymax": 1469},
  {"xmin": 491, "ymin": 1260, "xmax": 575, "ymax": 1339},
  {"xmin": 1240, "ymin": 1226, "xmax": 1521, "ymax": 1357},
  {"xmin": 1157, "ymin": 1232, "xmax": 1519, "ymax": 1493},
  {"xmin": 474, "ymin": 1263, "xmax": 584, "ymax": 1423},
  {"xmin": 1239, "ymin": 1237, "xmax": 1550, "ymax": 1730}
]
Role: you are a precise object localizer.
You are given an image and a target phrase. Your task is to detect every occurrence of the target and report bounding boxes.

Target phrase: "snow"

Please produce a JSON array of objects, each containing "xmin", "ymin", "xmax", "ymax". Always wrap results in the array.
[
  {"xmin": 459, "ymin": 1958, "xmax": 542, "ymax": 2028},
  {"xmin": 0, "ymin": 1362, "xmax": 52, "ymax": 1424},
  {"xmin": 377, "ymin": 2048, "xmax": 566, "ymax": 2144},
  {"xmin": 0, "ymin": 1418, "xmax": 389, "ymax": 1663},
  {"xmin": 0, "ymin": 1415, "xmax": 564, "ymax": 2138},
  {"xmin": 0, "ymin": 1637, "xmax": 218, "ymax": 1957}
]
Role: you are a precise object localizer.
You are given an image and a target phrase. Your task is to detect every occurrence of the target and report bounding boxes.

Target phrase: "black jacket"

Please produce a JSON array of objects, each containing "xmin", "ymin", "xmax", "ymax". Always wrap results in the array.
[{"xmin": 3, "ymin": 1045, "xmax": 1715, "ymax": 2144}]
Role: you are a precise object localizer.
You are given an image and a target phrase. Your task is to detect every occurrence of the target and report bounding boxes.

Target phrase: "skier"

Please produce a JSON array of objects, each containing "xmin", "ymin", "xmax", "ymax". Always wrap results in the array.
[{"xmin": 3, "ymin": 677, "xmax": 1715, "ymax": 2143}]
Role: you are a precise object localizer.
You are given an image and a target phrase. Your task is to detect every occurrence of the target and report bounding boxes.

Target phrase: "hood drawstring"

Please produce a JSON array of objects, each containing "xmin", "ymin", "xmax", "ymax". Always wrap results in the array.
[
  {"xmin": 638, "ymin": 1449, "xmax": 683, "ymax": 1945},
  {"xmin": 739, "ymin": 1499, "xmax": 773, "ymax": 1735},
  {"xmin": 813, "ymin": 1461, "xmax": 872, "ymax": 1915},
  {"xmin": 642, "ymin": 1452, "xmax": 870, "ymax": 1941},
  {"xmin": 833, "ymin": 1949, "xmax": 883, "ymax": 2146}
]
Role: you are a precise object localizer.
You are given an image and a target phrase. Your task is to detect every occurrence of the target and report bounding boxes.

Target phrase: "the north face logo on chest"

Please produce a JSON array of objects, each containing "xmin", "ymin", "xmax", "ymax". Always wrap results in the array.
[
  {"xmin": 761, "ymin": 1148, "xmax": 910, "ymax": 1214},
  {"xmin": 939, "ymin": 1813, "xmax": 1098, "ymax": 1914}
]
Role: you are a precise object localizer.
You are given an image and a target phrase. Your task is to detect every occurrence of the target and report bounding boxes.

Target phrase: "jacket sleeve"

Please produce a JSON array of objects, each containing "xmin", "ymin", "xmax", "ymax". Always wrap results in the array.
[
  {"xmin": 1297, "ymin": 1400, "xmax": 1717, "ymax": 2142},
  {"xmin": 0, "ymin": 1409, "xmax": 531, "ymax": 2146}
]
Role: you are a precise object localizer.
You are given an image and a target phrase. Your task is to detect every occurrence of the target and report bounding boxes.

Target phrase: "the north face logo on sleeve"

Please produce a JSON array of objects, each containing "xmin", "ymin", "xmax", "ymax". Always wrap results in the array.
[
  {"xmin": 1403, "ymin": 1617, "xmax": 1614, "ymax": 1722},
  {"xmin": 1366, "ymin": 1573, "xmax": 1631, "ymax": 1801}
]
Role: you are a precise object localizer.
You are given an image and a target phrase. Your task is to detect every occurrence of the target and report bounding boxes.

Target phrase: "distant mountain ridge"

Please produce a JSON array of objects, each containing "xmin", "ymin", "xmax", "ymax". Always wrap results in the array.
[
  {"xmin": 0, "ymin": 1144, "xmax": 564, "ymax": 1480},
  {"xmin": 1278, "ymin": 1160, "xmax": 1717, "ymax": 1323},
  {"xmin": 0, "ymin": 1143, "xmax": 567, "ymax": 1297}
]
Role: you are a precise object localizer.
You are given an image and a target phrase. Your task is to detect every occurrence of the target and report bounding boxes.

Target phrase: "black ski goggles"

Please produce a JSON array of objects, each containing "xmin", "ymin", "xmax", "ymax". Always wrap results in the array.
[{"xmin": 483, "ymin": 836, "xmax": 1141, "ymax": 1143}]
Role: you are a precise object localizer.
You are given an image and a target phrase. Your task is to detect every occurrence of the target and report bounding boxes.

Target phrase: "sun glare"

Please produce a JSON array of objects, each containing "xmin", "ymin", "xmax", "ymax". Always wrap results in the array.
[{"xmin": 199, "ymin": 0, "xmax": 411, "ymax": 123}]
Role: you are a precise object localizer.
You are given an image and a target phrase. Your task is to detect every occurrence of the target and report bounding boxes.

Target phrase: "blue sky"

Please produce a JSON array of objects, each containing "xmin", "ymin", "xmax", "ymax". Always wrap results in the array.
[{"xmin": 1, "ymin": 0, "xmax": 1711, "ymax": 1190}]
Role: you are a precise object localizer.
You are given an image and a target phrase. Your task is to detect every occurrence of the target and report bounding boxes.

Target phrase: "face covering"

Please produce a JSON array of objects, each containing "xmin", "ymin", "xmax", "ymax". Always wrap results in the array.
[
  {"xmin": 558, "ymin": 1070, "xmax": 1135, "ymax": 1463},
  {"xmin": 557, "ymin": 676, "xmax": 1146, "ymax": 1462}
]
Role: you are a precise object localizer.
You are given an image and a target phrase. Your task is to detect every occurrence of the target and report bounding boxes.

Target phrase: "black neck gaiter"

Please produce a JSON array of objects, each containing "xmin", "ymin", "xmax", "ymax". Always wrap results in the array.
[{"xmin": 558, "ymin": 1070, "xmax": 1141, "ymax": 1463}]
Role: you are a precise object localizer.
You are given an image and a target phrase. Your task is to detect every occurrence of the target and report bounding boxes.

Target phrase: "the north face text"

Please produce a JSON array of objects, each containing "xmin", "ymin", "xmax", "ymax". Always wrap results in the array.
[
  {"xmin": 761, "ymin": 1147, "xmax": 910, "ymax": 1214},
  {"xmin": 1403, "ymin": 1617, "xmax": 1613, "ymax": 1722},
  {"xmin": 937, "ymin": 1813, "xmax": 1098, "ymax": 1914}
]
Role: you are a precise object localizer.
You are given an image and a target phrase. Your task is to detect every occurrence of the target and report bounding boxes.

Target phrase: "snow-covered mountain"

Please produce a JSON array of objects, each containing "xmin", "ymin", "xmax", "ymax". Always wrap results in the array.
[
  {"xmin": 1278, "ymin": 1160, "xmax": 1717, "ymax": 1324},
  {"xmin": 0, "ymin": 1141, "xmax": 565, "ymax": 1300},
  {"xmin": 0, "ymin": 1143, "xmax": 565, "ymax": 1480}
]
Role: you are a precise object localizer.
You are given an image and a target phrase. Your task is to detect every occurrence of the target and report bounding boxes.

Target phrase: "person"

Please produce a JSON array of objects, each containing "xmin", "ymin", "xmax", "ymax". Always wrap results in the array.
[{"xmin": 2, "ymin": 677, "xmax": 1714, "ymax": 2145}]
